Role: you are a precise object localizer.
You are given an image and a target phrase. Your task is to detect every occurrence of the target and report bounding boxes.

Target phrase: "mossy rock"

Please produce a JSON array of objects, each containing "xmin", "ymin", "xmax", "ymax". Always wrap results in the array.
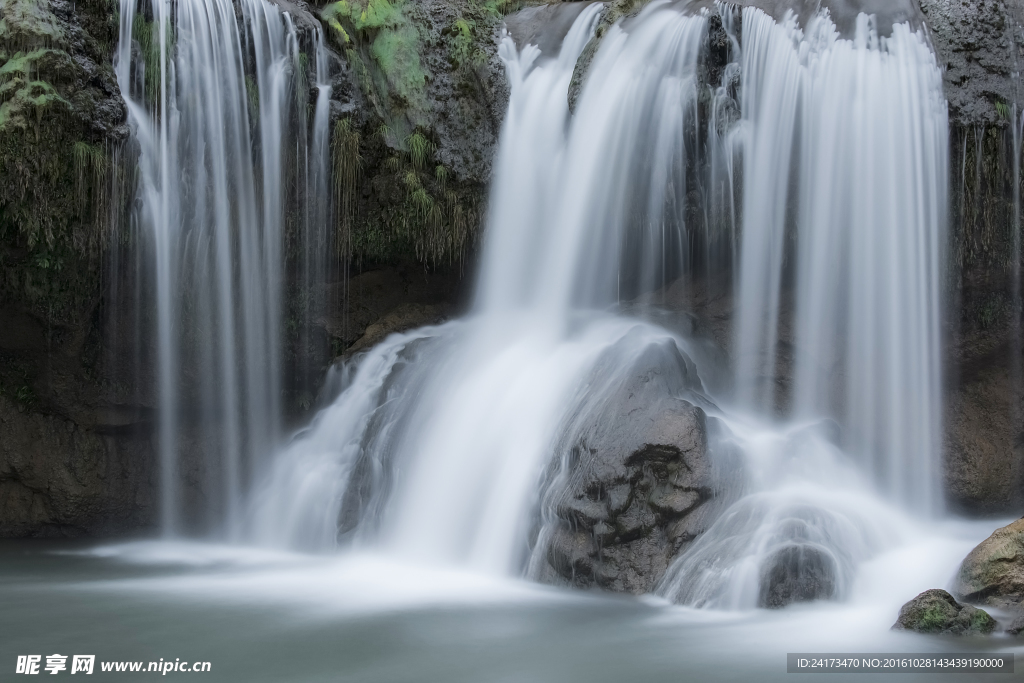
[
  {"xmin": 322, "ymin": 0, "xmax": 429, "ymax": 126},
  {"xmin": 892, "ymin": 589, "xmax": 997, "ymax": 636},
  {"xmin": 320, "ymin": 0, "xmax": 513, "ymax": 268},
  {"xmin": 953, "ymin": 518, "xmax": 1024, "ymax": 610},
  {"xmin": 0, "ymin": 0, "xmax": 126, "ymax": 326}
]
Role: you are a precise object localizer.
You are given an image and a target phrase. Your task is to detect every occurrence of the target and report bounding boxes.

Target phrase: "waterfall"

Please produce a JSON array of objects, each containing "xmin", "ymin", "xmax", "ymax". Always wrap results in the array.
[
  {"xmin": 249, "ymin": 3, "xmax": 611, "ymax": 564},
  {"xmin": 115, "ymin": 0, "xmax": 333, "ymax": 535},
  {"xmin": 475, "ymin": 3, "xmax": 706, "ymax": 314},
  {"xmin": 730, "ymin": 8, "xmax": 947, "ymax": 512},
  {"xmin": 249, "ymin": 1, "xmax": 949, "ymax": 608}
]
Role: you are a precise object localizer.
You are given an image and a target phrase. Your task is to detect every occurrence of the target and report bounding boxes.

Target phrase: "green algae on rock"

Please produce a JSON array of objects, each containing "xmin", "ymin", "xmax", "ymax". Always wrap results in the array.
[{"xmin": 892, "ymin": 589, "xmax": 997, "ymax": 636}]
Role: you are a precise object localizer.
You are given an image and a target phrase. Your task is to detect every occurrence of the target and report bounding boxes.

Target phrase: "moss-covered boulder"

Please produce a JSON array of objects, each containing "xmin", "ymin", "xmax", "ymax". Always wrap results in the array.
[
  {"xmin": 953, "ymin": 518, "xmax": 1024, "ymax": 610},
  {"xmin": 892, "ymin": 589, "xmax": 997, "ymax": 636}
]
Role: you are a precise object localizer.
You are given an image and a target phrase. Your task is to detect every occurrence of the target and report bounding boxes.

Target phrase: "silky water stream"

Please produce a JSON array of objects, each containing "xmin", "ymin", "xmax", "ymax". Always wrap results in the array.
[{"xmin": 2, "ymin": 2, "xmax": 1021, "ymax": 681}]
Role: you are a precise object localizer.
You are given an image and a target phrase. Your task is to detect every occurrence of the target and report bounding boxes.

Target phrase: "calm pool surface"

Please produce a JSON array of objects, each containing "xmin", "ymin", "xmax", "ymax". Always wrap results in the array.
[{"xmin": 0, "ymin": 539, "xmax": 1019, "ymax": 682}]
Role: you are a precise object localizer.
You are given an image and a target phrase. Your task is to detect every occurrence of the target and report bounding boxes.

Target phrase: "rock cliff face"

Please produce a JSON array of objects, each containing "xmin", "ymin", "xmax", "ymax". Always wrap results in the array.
[
  {"xmin": 937, "ymin": 0, "xmax": 1024, "ymax": 515},
  {"xmin": 0, "ymin": 0, "xmax": 153, "ymax": 536},
  {"xmin": 313, "ymin": 0, "xmax": 510, "ymax": 267},
  {"xmin": 0, "ymin": 395, "xmax": 153, "ymax": 536},
  {"xmin": 921, "ymin": 0, "xmax": 1022, "ymax": 128}
]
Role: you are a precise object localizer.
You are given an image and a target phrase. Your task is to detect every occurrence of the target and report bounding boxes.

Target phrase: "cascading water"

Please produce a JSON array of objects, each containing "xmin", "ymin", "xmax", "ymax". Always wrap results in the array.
[
  {"xmin": 251, "ymin": 3, "xmax": 613, "ymax": 567},
  {"xmin": 250, "ymin": 0, "xmax": 948, "ymax": 611},
  {"xmin": 731, "ymin": 7, "xmax": 947, "ymax": 513},
  {"xmin": 115, "ymin": 0, "xmax": 333, "ymax": 535}
]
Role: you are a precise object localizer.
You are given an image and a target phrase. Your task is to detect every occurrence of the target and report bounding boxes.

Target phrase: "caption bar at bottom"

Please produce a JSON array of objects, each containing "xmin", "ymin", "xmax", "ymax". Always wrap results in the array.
[
  {"xmin": 15, "ymin": 656, "xmax": 211, "ymax": 675},
  {"xmin": 787, "ymin": 653, "xmax": 1014, "ymax": 674}
]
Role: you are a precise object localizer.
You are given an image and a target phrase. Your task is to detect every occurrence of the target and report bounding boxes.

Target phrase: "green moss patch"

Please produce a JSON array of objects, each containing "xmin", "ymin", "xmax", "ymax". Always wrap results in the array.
[{"xmin": 323, "ymin": 0, "xmax": 427, "ymax": 123}]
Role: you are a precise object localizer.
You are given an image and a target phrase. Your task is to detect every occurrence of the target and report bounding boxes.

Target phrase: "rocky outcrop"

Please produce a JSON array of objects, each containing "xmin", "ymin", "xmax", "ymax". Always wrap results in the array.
[
  {"xmin": 316, "ymin": 0, "xmax": 509, "ymax": 267},
  {"xmin": 504, "ymin": 2, "xmax": 596, "ymax": 55},
  {"xmin": 920, "ymin": 0, "xmax": 1023, "ymax": 128},
  {"xmin": 543, "ymin": 399, "xmax": 711, "ymax": 593},
  {"xmin": 534, "ymin": 340, "xmax": 725, "ymax": 594},
  {"xmin": 892, "ymin": 588, "xmax": 998, "ymax": 635},
  {"xmin": 316, "ymin": 264, "xmax": 465, "ymax": 355},
  {"xmin": 953, "ymin": 517, "xmax": 1024, "ymax": 610}
]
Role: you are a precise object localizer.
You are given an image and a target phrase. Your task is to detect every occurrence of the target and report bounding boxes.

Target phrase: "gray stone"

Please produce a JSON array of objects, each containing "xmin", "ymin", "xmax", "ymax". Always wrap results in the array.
[
  {"xmin": 953, "ymin": 517, "xmax": 1024, "ymax": 610},
  {"xmin": 537, "ymin": 339, "xmax": 725, "ymax": 594},
  {"xmin": 920, "ymin": 0, "xmax": 1023, "ymax": 128},
  {"xmin": 759, "ymin": 545, "xmax": 838, "ymax": 608}
]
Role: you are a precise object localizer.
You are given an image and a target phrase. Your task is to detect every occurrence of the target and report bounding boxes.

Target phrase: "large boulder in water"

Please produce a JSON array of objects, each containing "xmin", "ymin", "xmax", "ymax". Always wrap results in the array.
[
  {"xmin": 892, "ymin": 589, "xmax": 997, "ymax": 635},
  {"xmin": 953, "ymin": 518, "xmax": 1024, "ymax": 611},
  {"xmin": 534, "ymin": 335, "xmax": 731, "ymax": 594},
  {"xmin": 758, "ymin": 545, "xmax": 837, "ymax": 608},
  {"xmin": 542, "ymin": 399, "xmax": 712, "ymax": 594}
]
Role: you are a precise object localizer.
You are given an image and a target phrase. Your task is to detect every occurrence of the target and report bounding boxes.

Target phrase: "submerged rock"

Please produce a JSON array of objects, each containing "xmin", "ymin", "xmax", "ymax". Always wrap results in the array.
[
  {"xmin": 953, "ymin": 518, "xmax": 1024, "ymax": 611},
  {"xmin": 892, "ymin": 589, "xmax": 997, "ymax": 635},
  {"xmin": 758, "ymin": 545, "xmax": 837, "ymax": 608}
]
